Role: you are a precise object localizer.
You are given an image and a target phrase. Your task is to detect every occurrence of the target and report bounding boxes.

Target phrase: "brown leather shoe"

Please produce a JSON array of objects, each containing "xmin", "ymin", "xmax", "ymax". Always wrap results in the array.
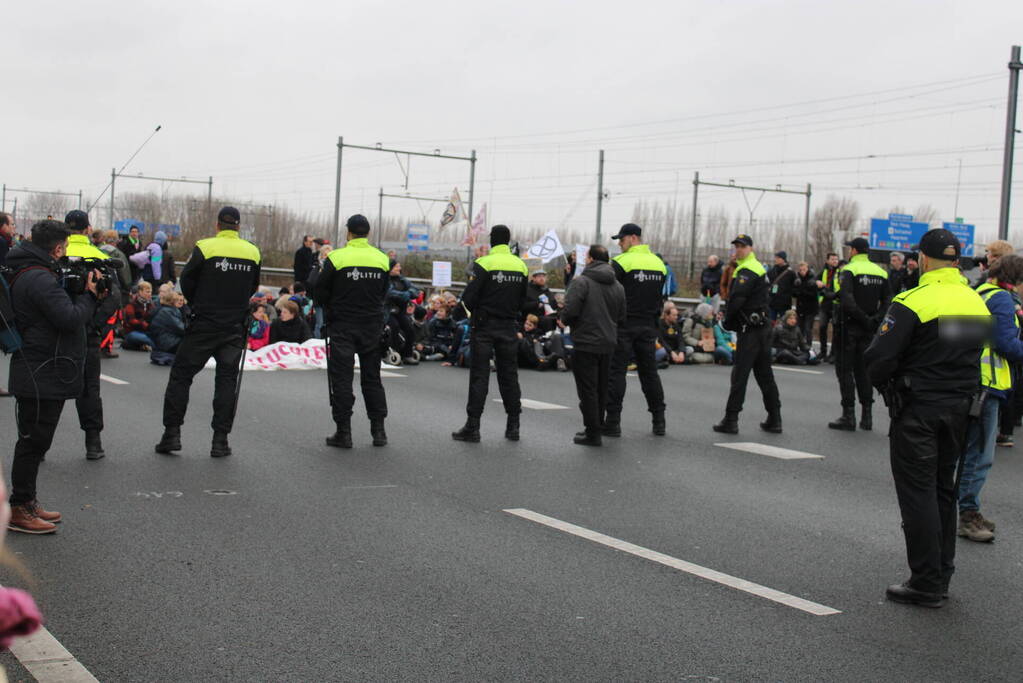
[
  {"xmin": 29, "ymin": 500, "xmax": 61, "ymax": 524},
  {"xmin": 8, "ymin": 504, "xmax": 57, "ymax": 534}
]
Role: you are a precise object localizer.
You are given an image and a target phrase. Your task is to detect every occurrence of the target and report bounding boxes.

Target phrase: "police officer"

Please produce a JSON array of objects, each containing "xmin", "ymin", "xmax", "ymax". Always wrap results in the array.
[
  {"xmin": 828, "ymin": 237, "xmax": 890, "ymax": 431},
  {"xmin": 603, "ymin": 223, "xmax": 667, "ymax": 437},
  {"xmin": 65, "ymin": 210, "xmax": 120, "ymax": 460},
  {"xmin": 713, "ymin": 234, "xmax": 782, "ymax": 434},
  {"xmin": 452, "ymin": 225, "xmax": 528, "ymax": 443},
  {"xmin": 155, "ymin": 207, "xmax": 260, "ymax": 457},
  {"xmin": 312, "ymin": 214, "xmax": 390, "ymax": 449},
  {"xmin": 864, "ymin": 228, "xmax": 990, "ymax": 607}
]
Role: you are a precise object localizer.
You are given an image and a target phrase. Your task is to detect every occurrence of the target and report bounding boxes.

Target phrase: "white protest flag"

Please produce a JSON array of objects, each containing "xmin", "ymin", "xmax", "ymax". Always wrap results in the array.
[
  {"xmin": 439, "ymin": 187, "xmax": 466, "ymax": 230},
  {"xmin": 574, "ymin": 244, "xmax": 588, "ymax": 277},
  {"xmin": 462, "ymin": 203, "xmax": 487, "ymax": 246},
  {"xmin": 526, "ymin": 229, "xmax": 565, "ymax": 264}
]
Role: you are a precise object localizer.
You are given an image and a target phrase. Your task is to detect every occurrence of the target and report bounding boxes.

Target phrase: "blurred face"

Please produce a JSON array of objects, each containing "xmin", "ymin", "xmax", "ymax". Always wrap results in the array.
[
  {"xmin": 827, "ymin": 254, "xmax": 839, "ymax": 268},
  {"xmin": 174, "ymin": 295, "xmax": 185, "ymax": 308},
  {"xmin": 304, "ymin": 236, "xmax": 313, "ymax": 248},
  {"xmin": 280, "ymin": 307, "xmax": 294, "ymax": 321},
  {"xmin": 435, "ymin": 307, "xmax": 448, "ymax": 319},
  {"xmin": 129, "ymin": 227, "xmax": 139, "ymax": 240},
  {"xmin": 774, "ymin": 256, "xmax": 785, "ymax": 266},
  {"xmin": 707, "ymin": 255, "xmax": 719, "ymax": 267},
  {"xmin": 0, "ymin": 217, "xmax": 13, "ymax": 236},
  {"xmin": 390, "ymin": 263, "xmax": 401, "ymax": 276},
  {"xmin": 733, "ymin": 244, "xmax": 752, "ymax": 261},
  {"xmin": 138, "ymin": 284, "xmax": 152, "ymax": 299},
  {"xmin": 890, "ymin": 253, "xmax": 903, "ymax": 268},
  {"xmin": 532, "ymin": 273, "xmax": 546, "ymax": 287},
  {"xmin": 664, "ymin": 306, "xmax": 678, "ymax": 322},
  {"xmin": 907, "ymin": 258, "xmax": 918, "ymax": 270},
  {"xmin": 524, "ymin": 319, "xmax": 536, "ymax": 332},
  {"xmin": 785, "ymin": 314, "xmax": 797, "ymax": 326},
  {"xmin": 798, "ymin": 264, "xmax": 808, "ymax": 276}
]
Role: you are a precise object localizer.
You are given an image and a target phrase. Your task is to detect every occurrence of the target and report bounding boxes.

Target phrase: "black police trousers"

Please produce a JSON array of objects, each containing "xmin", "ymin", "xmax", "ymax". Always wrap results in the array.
[
  {"xmin": 467, "ymin": 321, "xmax": 520, "ymax": 418},
  {"xmin": 573, "ymin": 349, "xmax": 610, "ymax": 436},
  {"xmin": 725, "ymin": 324, "xmax": 780, "ymax": 415},
  {"xmin": 607, "ymin": 321, "xmax": 665, "ymax": 419},
  {"xmin": 76, "ymin": 339, "xmax": 103, "ymax": 433},
  {"xmin": 327, "ymin": 325, "xmax": 387, "ymax": 423},
  {"xmin": 889, "ymin": 396, "xmax": 969, "ymax": 594},
  {"xmin": 836, "ymin": 328, "xmax": 873, "ymax": 408},
  {"xmin": 162, "ymin": 327, "xmax": 245, "ymax": 434},
  {"xmin": 11, "ymin": 398, "xmax": 64, "ymax": 506}
]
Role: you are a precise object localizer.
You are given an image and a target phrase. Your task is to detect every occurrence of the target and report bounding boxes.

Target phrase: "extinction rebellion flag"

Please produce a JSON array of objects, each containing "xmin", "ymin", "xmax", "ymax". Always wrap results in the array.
[{"xmin": 439, "ymin": 187, "xmax": 466, "ymax": 230}]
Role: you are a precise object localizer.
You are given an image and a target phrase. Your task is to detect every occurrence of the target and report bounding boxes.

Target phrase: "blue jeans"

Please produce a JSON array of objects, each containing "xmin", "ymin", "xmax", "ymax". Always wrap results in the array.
[
  {"xmin": 313, "ymin": 306, "xmax": 325, "ymax": 338},
  {"xmin": 958, "ymin": 394, "xmax": 1002, "ymax": 513},
  {"xmin": 123, "ymin": 331, "xmax": 154, "ymax": 350}
]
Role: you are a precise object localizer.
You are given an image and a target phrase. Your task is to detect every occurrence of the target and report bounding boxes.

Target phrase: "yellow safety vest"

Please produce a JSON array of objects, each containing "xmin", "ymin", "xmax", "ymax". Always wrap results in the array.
[{"xmin": 977, "ymin": 282, "xmax": 1016, "ymax": 392}]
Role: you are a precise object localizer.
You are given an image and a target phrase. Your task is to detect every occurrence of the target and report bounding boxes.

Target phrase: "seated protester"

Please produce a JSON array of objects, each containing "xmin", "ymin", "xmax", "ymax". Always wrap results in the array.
[
  {"xmin": 422, "ymin": 305, "xmax": 457, "ymax": 360},
  {"xmin": 149, "ymin": 288, "xmax": 186, "ymax": 365},
  {"xmin": 425, "ymin": 294, "xmax": 445, "ymax": 320},
  {"xmin": 516, "ymin": 314, "xmax": 567, "ymax": 371},
  {"xmin": 386, "ymin": 260, "xmax": 421, "ymax": 364},
  {"xmin": 658, "ymin": 302, "xmax": 687, "ymax": 365},
  {"xmin": 411, "ymin": 304, "xmax": 429, "ymax": 350},
  {"xmin": 681, "ymin": 303, "xmax": 720, "ymax": 364},
  {"xmin": 445, "ymin": 292, "xmax": 468, "ymax": 322},
  {"xmin": 771, "ymin": 309, "xmax": 814, "ymax": 365},
  {"xmin": 121, "ymin": 281, "xmax": 156, "ymax": 350},
  {"xmin": 522, "ymin": 270, "xmax": 560, "ymax": 332},
  {"xmin": 447, "ymin": 318, "xmax": 473, "ymax": 367},
  {"xmin": 269, "ymin": 300, "xmax": 311, "ymax": 344},
  {"xmin": 713, "ymin": 311, "xmax": 735, "ymax": 365},
  {"xmin": 248, "ymin": 303, "xmax": 271, "ymax": 351}
]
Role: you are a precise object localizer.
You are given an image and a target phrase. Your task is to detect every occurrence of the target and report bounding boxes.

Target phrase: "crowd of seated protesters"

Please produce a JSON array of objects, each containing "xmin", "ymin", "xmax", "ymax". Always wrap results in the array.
[{"xmin": 516, "ymin": 314, "xmax": 569, "ymax": 371}]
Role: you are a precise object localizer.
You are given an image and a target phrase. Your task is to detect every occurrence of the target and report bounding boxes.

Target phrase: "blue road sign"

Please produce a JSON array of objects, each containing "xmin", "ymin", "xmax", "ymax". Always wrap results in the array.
[
  {"xmin": 869, "ymin": 217, "xmax": 931, "ymax": 252},
  {"xmin": 114, "ymin": 220, "xmax": 180, "ymax": 237},
  {"xmin": 407, "ymin": 223, "xmax": 429, "ymax": 252},
  {"xmin": 942, "ymin": 221, "xmax": 975, "ymax": 257}
]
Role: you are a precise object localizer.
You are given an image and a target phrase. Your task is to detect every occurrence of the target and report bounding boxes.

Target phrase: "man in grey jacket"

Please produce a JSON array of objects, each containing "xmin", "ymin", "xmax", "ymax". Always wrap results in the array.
[{"xmin": 559, "ymin": 245, "xmax": 627, "ymax": 446}]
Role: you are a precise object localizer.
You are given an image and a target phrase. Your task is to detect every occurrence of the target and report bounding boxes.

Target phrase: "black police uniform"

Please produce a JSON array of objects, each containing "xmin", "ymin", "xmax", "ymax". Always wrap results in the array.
[
  {"xmin": 830, "ymin": 250, "xmax": 891, "ymax": 430},
  {"xmin": 605, "ymin": 241, "xmax": 667, "ymax": 434},
  {"xmin": 158, "ymin": 219, "xmax": 260, "ymax": 453},
  {"xmin": 312, "ymin": 234, "xmax": 390, "ymax": 446},
  {"xmin": 716, "ymin": 242, "xmax": 781, "ymax": 432},
  {"xmin": 453, "ymin": 242, "xmax": 528, "ymax": 440},
  {"xmin": 864, "ymin": 251, "xmax": 989, "ymax": 604}
]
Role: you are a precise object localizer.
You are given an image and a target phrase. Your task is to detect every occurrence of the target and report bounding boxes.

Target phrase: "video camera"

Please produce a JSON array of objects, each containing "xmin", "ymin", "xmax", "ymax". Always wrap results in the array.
[{"xmin": 58, "ymin": 256, "xmax": 123, "ymax": 296}]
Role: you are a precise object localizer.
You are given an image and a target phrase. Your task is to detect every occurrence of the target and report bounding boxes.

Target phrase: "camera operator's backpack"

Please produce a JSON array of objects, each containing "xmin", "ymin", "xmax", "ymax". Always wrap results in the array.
[{"xmin": 0, "ymin": 270, "xmax": 22, "ymax": 354}]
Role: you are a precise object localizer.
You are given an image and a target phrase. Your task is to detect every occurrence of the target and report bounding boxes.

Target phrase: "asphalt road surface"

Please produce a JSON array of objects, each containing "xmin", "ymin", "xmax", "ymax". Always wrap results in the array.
[{"xmin": 1, "ymin": 350, "xmax": 1022, "ymax": 682}]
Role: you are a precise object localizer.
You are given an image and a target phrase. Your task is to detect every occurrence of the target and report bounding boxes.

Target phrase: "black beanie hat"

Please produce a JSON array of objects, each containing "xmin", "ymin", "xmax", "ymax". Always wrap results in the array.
[{"xmin": 490, "ymin": 224, "xmax": 511, "ymax": 246}]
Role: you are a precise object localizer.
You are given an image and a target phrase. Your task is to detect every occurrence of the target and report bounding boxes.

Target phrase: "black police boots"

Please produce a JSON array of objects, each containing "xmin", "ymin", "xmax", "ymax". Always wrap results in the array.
[
  {"xmin": 155, "ymin": 427, "xmax": 181, "ymax": 455},
  {"xmin": 860, "ymin": 404, "xmax": 873, "ymax": 431},
  {"xmin": 370, "ymin": 418, "xmax": 388, "ymax": 447},
  {"xmin": 652, "ymin": 411, "xmax": 666, "ymax": 436},
  {"xmin": 210, "ymin": 431, "xmax": 232, "ymax": 458},
  {"xmin": 602, "ymin": 412, "xmax": 622, "ymax": 437},
  {"xmin": 452, "ymin": 416, "xmax": 481, "ymax": 443},
  {"xmin": 828, "ymin": 408, "xmax": 857, "ymax": 431},
  {"xmin": 505, "ymin": 414, "xmax": 520, "ymax": 441},
  {"xmin": 760, "ymin": 411, "xmax": 783, "ymax": 434},
  {"xmin": 712, "ymin": 412, "xmax": 739, "ymax": 434},
  {"xmin": 573, "ymin": 430, "xmax": 602, "ymax": 447},
  {"xmin": 326, "ymin": 420, "xmax": 353, "ymax": 449},
  {"xmin": 85, "ymin": 430, "xmax": 106, "ymax": 460}
]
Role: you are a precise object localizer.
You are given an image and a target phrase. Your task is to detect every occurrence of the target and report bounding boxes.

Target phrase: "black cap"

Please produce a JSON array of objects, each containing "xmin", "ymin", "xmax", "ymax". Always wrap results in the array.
[
  {"xmin": 845, "ymin": 237, "xmax": 870, "ymax": 253},
  {"xmin": 610, "ymin": 223, "xmax": 642, "ymax": 240},
  {"xmin": 490, "ymin": 224, "xmax": 510, "ymax": 246},
  {"xmin": 730, "ymin": 233, "xmax": 753, "ymax": 247},
  {"xmin": 218, "ymin": 206, "xmax": 241, "ymax": 226},
  {"xmin": 346, "ymin": 214, "xmax": 370, "ymax": 235},
  {"xmin": 64, "ymin": 210, "xmax": 90, "ymax": 231},
  {"xmin": 919, "ymin": 228, "xmax": 961, "ymax": 261},
  {"xmin": 775, "ymin": 250, "xmax": 787, "ymax": 261}
]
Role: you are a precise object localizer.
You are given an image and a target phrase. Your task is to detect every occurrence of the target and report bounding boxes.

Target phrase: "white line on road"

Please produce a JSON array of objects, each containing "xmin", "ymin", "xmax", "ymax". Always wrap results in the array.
[
  {"xmin": 99, "ymin": 374, "xmax": 129, "ymax": 385},
  {"xmin": 772, "ymin": 366, "xmax": 823, "ymax": 375},
  {"xmin": 714, "ymin": 442, "xmax": 825, "ymax": 460},
  {"xmin": 504, "ymin": 508, "xmax": 840, "ymax": 616},
  {"xmin": 379, "ymin": 370, "xmax": 406, "ymax": 378},
  {"xmin": 340, "ymin": 484, "xmax": 399, "ymax": 489},
  {"xmin": 8, "ymin": 625, "xmax": 99, "ymax": 682},
  {"xmin": 495, "ymin": 398, "xmax": 568, "ymax": 410}
]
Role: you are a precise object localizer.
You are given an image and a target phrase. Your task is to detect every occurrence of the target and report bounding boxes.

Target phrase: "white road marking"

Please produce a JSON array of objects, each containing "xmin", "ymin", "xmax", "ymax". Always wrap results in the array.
[
  {"xmin": 772, "ymin": 366, "xmax": 823, "ymax": 375},
  {"xmin": 99, "ymin": 374, "xmax": 129, "ymax": 385},
  {"xmin": 495, "ymin": 398, "xmax": 568, "ymax": 410},
  {"xmin": 504, "ymin": 508, "xmax": 840, "ymax": 616},
  {"xmin": 8, "ymin": 625, "xmax": 99, "ymax": 682},
  {"xmin": 340, "ymin": 484, "xmax": 399, "ymax": 490},
  {"xmin": 715, "ymin": 442, "xmax": 825, "ymax": 460},
  {"xmin": 379, "ymin": 370, "xmax": 406, "ymax": 378}
]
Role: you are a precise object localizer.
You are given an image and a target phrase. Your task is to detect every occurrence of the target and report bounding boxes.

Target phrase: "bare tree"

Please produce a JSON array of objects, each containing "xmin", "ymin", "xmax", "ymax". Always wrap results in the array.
[{"xmin": 809, "ymin": 196, "xmax": 860, "ymax": 266}]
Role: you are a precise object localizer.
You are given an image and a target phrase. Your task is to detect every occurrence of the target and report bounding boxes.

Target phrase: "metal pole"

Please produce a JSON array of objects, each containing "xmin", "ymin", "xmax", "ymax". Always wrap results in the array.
[
  {"xmin": 207, "ymin": 176, "xmax": 213, "ymax": 215},
  {"xmin": 78, "ymin": 190, "xmax": 82, "ymax": 210},
  {"xmin": 596, "ymin": 150, "xmax": 604, "ymax": 242},
  {"xmin": 109, "ymin": 168, "xmax": 116, "ymax": 230},
  {"xmin": 467, "ymin": 150, "xmax": 477, "ymax": 262},
  {"xmin": 689, "ymin": 172, "xmax": 699, "ymax": 278},
  {"xmin": 377, "ymin": 187, "xmax": 384, "ymax": 248},
  {"xmin": 803, "ymin": 183, "xmax": 812, "ymax": 262},
  {"xmin": 998, "ymin": 45, "xmax": 1022, "ymax": 241},
  {"xmin": 11, "ymin": 198, "xmax": 16, "ymax": 223},
  {"xmin": 1, "ymin": 185, "xmax": 5, "ymax": 211},
  {"xmin": 333, "ymin": 136, "xmax": 343, "ymax": 245}
]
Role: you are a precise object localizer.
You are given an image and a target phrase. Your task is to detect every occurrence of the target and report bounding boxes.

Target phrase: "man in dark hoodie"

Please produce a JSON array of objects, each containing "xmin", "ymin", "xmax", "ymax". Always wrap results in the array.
[
  {"xmin": 5, "ymin": 219, "xmax": 105, "ymax": 533},
  {"xmin": 767, "ymin": 251, "xmax": 795, "ymax": 321},
  {"xmin": 700, "ymin": 254, "xmax": 723, "ymax": 305},
  {"xmin": 559, "ymin": 245, "xmax": 626, "ymax": 446}
]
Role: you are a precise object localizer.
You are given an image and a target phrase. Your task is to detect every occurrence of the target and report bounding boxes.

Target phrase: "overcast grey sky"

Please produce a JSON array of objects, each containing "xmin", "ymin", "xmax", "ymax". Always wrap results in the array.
[{"xmin": 6, "ymin": 0, "xmax": 1023, "ymax": 245}]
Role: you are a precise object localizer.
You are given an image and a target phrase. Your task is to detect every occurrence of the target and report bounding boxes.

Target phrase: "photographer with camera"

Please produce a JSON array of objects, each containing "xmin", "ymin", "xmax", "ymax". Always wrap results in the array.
[
  {"xmin": 4, "ymin": 219, "xmax": 106, "ymax": 533},
  {"xmin": 64, "ymin": 210, "xmax": 121, "ymax": 459}
]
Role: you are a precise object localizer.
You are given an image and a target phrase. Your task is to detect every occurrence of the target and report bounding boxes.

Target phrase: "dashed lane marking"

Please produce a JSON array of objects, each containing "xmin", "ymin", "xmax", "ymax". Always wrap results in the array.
[
  {"xmin": 772, "ymin": 366, "xmax": 824, "ymax": 375},
  {"xmin": 495, "ymin": 398, "xmax": 569, "ymax": 410},
  {"xmin": 714, "ymin": 442, "xmax": 825, "ymax": 460},
  {"xmin": 99, "ymin": 374, "xmax": 129, "ymax": 385},
  {"xmin": 503, "ymin": 508, "xmax": 840, "ymax": 616},
  {"xmin": 8, "ymin": 623, "xmax": 99, "ymax": 682}
]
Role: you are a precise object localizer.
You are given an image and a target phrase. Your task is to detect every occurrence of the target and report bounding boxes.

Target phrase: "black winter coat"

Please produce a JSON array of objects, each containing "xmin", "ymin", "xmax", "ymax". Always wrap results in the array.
[
  {"xmin": 792, "ymin": 268, "xmax": 819, "ymax": 316},
  {"xmin": 700, "ymin": 263, "xmax": 723, "ymax": 297},
  {"xmin": 269, "ymin": 316, "xmax": 311, "ymax": 344},
  {"xmin": 767, "ymin": 263, "xmax": 796, "ymax": 312},
  {"xmin": 293, "ymin": 246, "xmax": 314, "ymax": 284},
  {"xmin": 522, "ymin": 282, "xmax": 559, "ymax": 318},
  {"xmin": 5, "ymin": 242, "xmax": 97, "ymax": 399},
  {"xmin": 149, "ymin": 305, "xmax": 185, "ymax": 352}
]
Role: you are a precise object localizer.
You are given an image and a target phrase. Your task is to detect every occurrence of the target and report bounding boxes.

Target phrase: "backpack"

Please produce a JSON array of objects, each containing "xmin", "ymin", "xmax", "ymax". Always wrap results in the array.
[{"xmin": 0, "ymin": 270, "xmax": 21, "ymax": 353}]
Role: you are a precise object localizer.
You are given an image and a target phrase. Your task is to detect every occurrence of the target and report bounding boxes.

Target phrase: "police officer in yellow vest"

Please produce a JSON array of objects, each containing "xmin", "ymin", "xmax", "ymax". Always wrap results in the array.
[
  {"xmin": 64, "ymin": 210, "xmax": 121, "ymax": 460},
  {"xmin": 452, "ymin": 225, "xmax": 529, "ymax": 443},
  {"xmin": 312, "ymin": 214, "xmax": 391, "ymax": 449},
  {"xmin": 956, "ymin": 254, "xmax": 1023, "ymax": 543},
  {"xmin": 155, "ymin": 207, "xmax": 261, "ymax": 458},
  {"xmin": 713, "ymin": 233, "xmax": 782, "ymax": 434},
  {"xmin": 865, "ymin": 228, "xmax": 990, "ymax": 608},
  {"xmin": 827, "ymin": 237, "xmax": 891, "ymax": 431},
  {"xmin": 603, "ymin": 223, "xmax": 668, "ymax": 437}
]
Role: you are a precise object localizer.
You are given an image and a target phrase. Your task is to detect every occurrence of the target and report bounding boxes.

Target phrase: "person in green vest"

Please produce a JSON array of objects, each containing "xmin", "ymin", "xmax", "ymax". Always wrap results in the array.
[
  {"xmin": 827, "ymin": 237, "xmax": 890, "ymax": 431},
  {"xmin": 865, "ymin": 228, "xmax": 991, "ymax": 608}
]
